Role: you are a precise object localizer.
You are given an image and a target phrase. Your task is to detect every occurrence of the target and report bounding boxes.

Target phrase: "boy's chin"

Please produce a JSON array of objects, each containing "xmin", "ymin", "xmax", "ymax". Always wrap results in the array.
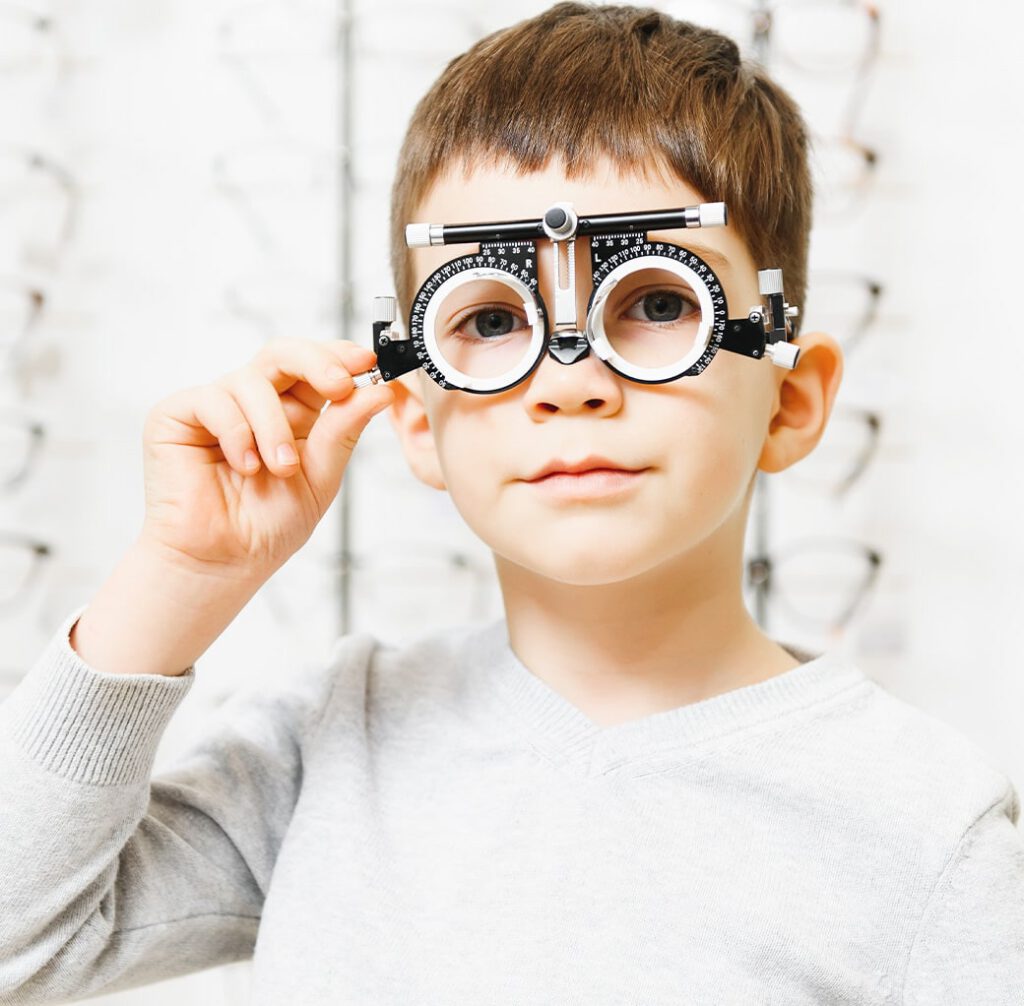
[{"xmin": 494, "ymin": 541, "xmax": 665, "ymax": 589}]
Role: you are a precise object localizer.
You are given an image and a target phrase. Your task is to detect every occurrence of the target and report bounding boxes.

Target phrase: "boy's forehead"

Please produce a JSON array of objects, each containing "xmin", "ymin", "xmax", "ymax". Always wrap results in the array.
[{"xmin": 408, "ymin": 155, "xmax": 752, "ymax": 284}]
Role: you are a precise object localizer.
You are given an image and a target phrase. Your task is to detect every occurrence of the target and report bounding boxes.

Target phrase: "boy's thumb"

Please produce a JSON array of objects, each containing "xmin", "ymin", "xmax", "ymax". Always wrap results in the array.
[{"xmin": 301, "ymin": 387, "xmax": 393, "ymax": 506}]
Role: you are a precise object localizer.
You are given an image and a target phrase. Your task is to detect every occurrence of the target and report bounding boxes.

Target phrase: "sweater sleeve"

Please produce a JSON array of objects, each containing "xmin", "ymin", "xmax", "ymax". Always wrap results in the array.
[
  {"xmin": 0, "ymin": 603, "xmax": 347, "ymax": 1004},
  {"xmin": 902, "ymin": 784, "xmax": 1024, "ymax": 1004}
]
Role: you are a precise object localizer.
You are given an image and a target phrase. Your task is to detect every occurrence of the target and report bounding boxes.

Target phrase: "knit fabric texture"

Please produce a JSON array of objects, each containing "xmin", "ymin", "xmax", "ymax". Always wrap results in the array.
[{"xmin": 1, "ymin": 603, "xmax": 1023, "ymax": 1004}]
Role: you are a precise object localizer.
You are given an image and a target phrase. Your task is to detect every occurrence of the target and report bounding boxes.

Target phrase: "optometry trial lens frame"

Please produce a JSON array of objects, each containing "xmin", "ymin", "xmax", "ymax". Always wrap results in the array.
[{"xmin": 352, "ymin": 201, "xmax": 801, "ymax": 394}]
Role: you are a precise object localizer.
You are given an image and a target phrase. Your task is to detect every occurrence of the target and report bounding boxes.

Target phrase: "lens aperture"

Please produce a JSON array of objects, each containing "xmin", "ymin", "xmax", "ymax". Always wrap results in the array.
[
  {"xmin": 598, "ymin": 267, "xmax": 703, "ymax": 369},
  {"xmin": 429, "ymin": 273, "xmax": 539, "ymax": 381}
]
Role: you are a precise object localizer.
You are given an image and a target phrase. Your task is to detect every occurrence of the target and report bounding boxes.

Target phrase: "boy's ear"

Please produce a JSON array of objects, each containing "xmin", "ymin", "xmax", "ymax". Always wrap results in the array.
[
  {"xmin": 386, "ymin": 370, "xmax": 447, "ymax": 491},
  {"xmin": 757, "ymin": 331, "xmax": 844, "ymax": 475}
]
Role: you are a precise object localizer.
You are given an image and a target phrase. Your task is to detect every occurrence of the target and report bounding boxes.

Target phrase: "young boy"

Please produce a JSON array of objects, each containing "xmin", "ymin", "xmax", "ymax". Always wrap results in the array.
[{"xmin": 2, "ymin": 3, "xmax": 1022, "ymax": 1004}]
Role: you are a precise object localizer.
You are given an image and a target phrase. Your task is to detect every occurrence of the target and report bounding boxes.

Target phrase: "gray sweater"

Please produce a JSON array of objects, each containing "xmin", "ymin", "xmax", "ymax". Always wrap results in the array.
[{"xmin": 2, "ymin": 603, "xmax": 1023, "ymax": 1004}]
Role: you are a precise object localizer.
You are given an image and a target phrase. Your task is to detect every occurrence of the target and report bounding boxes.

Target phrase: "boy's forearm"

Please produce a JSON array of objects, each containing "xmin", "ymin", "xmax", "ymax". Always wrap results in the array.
[{"xmin": 69, "ymin": 538, "xmax": 266, "ymax": 677}]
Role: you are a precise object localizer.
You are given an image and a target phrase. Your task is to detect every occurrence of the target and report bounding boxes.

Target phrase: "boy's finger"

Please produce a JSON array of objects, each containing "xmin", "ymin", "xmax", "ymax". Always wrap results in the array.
[
  {"xmin": 224, "ymin": 371, "xmax": 306, "ymax": 477},
  {"xmin": 301, "ymin": 383, "xmax": 395, "ymax": 506},
  {"xmin": 250, "ymin": 338, "xmax": 379, "ymax": 400},
  {"xmin": 285, "ymin": 379, "xmax": 331, "ymax": 413},
  {"xmin": 280, "ymin": 390, "xmax": 321, "ymax": 439},
  {"xmin": 166, "ymin": 384, "xmax": 260, "ymax": 476}
]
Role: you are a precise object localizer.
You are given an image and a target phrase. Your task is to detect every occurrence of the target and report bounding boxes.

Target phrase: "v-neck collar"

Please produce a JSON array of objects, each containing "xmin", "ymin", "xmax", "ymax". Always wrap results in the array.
[{"xmin": 464, "ymin": 617, "xmax": 872, "ymax": 778}]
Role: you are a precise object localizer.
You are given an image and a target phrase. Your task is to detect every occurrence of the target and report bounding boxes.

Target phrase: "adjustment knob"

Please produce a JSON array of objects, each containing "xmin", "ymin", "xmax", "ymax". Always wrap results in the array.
[
  {"xmin": 405, "ymin": 223, "xmax": 444, "ymax": 247},
  {"xmin": 541, "ymin": 202, "xmax": 578, "ymax": 240},
  {"xmin": 373, "ymin": 296, "xmax": 396, "ymax": 324},
  {"xmin": 758, "ymin": 269, "xmax": 784, "ymax": 296},
  {"xmin": 765, "ymin": 340, "xmax": 801, "ymax": 370},
  {"xmin": 544, "ymin": 207, "xmax": 567, "ymax": 229},
  {"xmin": 698, "ymin": 202, "xmax": 727, "ymax": 227}
]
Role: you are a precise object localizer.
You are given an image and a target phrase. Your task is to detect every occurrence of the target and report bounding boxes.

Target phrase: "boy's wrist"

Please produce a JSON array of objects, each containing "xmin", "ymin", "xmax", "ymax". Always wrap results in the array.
[
  {"xmin": 134, "ymin": 529, "xmax": 274, "ymax": 587},
  {"xmin": 69, "ymin": 535, "xmax": 267, "ymax": 678}
]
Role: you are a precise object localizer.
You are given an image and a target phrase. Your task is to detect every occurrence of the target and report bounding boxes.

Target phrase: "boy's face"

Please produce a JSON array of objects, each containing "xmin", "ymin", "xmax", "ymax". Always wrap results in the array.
[{"xmin": 389, "ymin": 154, "xmax": 815, "ymax": 587}]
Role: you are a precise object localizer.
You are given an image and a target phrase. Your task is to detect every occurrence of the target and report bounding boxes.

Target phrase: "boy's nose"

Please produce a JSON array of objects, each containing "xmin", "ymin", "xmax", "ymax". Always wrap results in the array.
[{"xmin": 520, "ymin": 330, "xmax": 624, "ymax": 416}]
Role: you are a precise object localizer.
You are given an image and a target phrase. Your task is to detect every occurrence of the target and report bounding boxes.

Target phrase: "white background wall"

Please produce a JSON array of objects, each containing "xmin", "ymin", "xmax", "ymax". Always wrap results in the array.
[{"xmin": 2, "ymin": 1, "xmax": 1022, "ymax": 1001}]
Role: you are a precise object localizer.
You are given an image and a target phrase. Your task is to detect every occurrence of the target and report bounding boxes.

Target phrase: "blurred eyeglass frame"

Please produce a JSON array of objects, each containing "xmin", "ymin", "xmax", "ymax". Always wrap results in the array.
[
  {"xmin": 745, "ymin": 535, "xmax": 883, "ymax": 637},
  {"xmin": 0, "ymin": 528, "xmax": 52, "ymax": 610}
]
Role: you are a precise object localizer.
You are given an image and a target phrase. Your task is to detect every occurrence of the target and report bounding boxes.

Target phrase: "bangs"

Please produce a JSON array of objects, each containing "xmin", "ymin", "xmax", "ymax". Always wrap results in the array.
[{"xmin": 390, "ymin": 3, "xmax": 811, "ymax": 323}]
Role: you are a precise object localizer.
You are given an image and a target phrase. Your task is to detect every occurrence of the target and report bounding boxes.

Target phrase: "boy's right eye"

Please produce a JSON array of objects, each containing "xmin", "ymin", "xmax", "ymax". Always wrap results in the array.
[{"xmin": 449, "ymin": 304, "xmax": 529, "ymax": 341}]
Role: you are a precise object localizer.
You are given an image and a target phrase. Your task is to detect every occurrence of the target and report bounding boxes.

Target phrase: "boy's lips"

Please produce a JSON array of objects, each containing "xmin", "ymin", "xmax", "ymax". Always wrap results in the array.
[
  {"xmin": 522, "ymin": 455, "xmax": 649, "ymax": 482},
  {"xmin": 517, "ymin": 457, "xmax": 653, "ymax": 502}
]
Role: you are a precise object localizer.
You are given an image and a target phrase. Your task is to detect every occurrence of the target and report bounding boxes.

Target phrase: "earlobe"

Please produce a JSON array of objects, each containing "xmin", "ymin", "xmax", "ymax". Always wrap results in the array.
[
  {"xmin": 387, "ymin": 371, "xmax": 448, "ymax": 491},
  {"xmin": 757, "ymin": 331, "xmax": 844, "ymax": 474}
]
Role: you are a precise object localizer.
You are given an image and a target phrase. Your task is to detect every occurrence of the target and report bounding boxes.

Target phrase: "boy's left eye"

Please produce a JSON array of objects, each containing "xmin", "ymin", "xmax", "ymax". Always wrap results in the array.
[{"xmin": 623, "ymin": 290, "xmax": 698, "ymax": 324}]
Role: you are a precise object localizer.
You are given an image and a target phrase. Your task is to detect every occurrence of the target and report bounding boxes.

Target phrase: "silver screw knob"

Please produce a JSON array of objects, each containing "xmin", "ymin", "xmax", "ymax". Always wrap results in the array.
[
  {"xmin": 758, "ymin": 269, "xmax": 784, "ymax": 296},
  {"xmin": 765, "ymin": 341, "xmax": 801, "ymax": 370},
  {"xmin": 373, "ymin": 296, "xmax": 396, "ymax": 324}
]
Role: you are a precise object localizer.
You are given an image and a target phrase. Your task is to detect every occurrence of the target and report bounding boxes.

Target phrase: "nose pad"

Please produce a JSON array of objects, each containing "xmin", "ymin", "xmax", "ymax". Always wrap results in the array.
[{"xmin": 546, "ymin": 331, "xmax": 590, "ymax": 365}]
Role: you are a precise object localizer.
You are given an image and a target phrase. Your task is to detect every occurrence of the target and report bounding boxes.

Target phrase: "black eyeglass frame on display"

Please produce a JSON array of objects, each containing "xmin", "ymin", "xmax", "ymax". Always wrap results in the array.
[
  {"xmin": 0, "ymin": 528, "xmax": 52, "ymax": 610},
  {"xmin": 804, "ymin": 269, "xmax": 884, "ymax": 356},
  {"xmin": 745, "ymin": 535, "xmax": 883, "ymax": 636},
  {"xmin": 0, "ymin": 145, "xmax": 80, "ymax": 269},
  {"xmin": 781, "ymin": 404, "xmax": 882, "ymax": 499},
  {"xmin": 0, "ymin": 408, "xmax": 45, "ymax": 492},
  {"xmin": 0, "ymin": 275, "xmax": 46, "ymax": 374}
]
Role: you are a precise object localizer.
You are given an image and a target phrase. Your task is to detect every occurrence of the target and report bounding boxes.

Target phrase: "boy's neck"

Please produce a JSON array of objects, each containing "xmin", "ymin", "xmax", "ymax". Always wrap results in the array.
[{"xmin": 492, "ymin": 532, "xmax": 801, "ymax": 729}]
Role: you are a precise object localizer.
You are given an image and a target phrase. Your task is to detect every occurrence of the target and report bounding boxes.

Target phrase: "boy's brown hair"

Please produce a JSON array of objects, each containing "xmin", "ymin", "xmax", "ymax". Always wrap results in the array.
[{"xmin": 388, "ymin": 1, "xmax": 812, "ymax": 329}]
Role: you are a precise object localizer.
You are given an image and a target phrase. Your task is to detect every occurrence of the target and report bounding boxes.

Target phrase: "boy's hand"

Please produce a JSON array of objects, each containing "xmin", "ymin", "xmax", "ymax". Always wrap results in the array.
[{"xmin": 139, "ymin": 337, "xmax": 394, "ymax": 584}]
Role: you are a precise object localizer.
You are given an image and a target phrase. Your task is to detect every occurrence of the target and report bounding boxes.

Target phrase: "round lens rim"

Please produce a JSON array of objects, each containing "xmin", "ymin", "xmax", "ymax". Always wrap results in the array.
[
  {"xmin": 586, "ymin": 250, "xmax": 721, "ymax": 382},
  {"xmin": 416, "ymin": 265, "xmax": 546, "ymax": 393}
]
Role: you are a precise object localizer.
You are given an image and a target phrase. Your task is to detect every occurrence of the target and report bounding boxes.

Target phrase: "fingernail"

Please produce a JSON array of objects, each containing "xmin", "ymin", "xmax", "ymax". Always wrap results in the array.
[
  {"xmin": 244, "ymin": 449, "xmax": 260, "ymax": 471},
  {"xmin": 277, "ymin": 443, "xmax": 298, "ymax": 465},
  {"xmin": 327, "ymin": 366, "xmax": 349, "ymax": 382}
]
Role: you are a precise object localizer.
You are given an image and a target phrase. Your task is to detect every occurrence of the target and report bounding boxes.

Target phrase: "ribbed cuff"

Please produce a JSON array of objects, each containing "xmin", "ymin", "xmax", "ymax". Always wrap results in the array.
[{"xmin": 5, "ymin": 604, "xmax": 195, "ymax": 786}]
